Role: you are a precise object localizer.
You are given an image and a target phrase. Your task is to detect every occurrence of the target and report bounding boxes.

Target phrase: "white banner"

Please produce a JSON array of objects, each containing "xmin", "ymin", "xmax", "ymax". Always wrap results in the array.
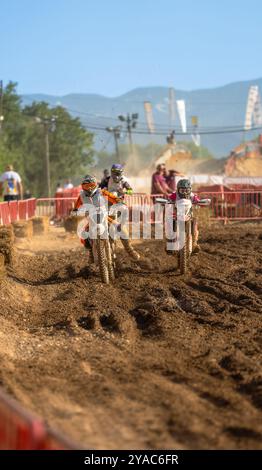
[
  {"xmin": 191, "ymin": 134, "xmax": 201, "ymax": 146},
  {"xmin": 144, "ymin": 101, "xmax": 155, "ymax": 133},
  {"xmin": 224, "ymin": 176, "xmax": 262, "ymax": 186},
  {"xmin": 245, "ymin": 86, "xmax": 262, "ymax": 129},
  {"xmin": 176, "ymin": 100, "xmax": 187, "ymax": 132},
  {"xmin": 168, "ymin": 88, "xmax": 175, "ymax": 123},
  {"xmin": 253, "ymin": 91, "xmax": 262, "ymax": 126},
  {"xmin": 189, "ymin": 175, "xmax": 262, "ymax": 186}
]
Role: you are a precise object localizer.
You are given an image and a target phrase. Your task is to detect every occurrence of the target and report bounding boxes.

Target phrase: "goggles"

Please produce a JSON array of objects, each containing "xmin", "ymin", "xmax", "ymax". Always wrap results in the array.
[
  {"xmin": 178, "ymin": 187, "xmax": 191, "ymax": 195},
  {"xmin": 82, "ymin": 182, "xmax": 97, "ymax": 192}
]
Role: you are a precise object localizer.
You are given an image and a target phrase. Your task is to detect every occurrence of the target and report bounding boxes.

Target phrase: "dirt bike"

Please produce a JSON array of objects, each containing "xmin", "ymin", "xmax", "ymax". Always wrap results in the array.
[
  {"xmin": 156, "ymin": 197, "xmax": 210, "ymax": 274},
  {"xmin": 88, "ymin": 205, "xmax": 116, "ymax": 284},
  {"xmin": 73, "ymin": 190, "xmax": 138, "ymax": 283},
  {"xmin": 75, "ymin": 195, "xmax": 135, "ymax": 284},
  {"xmin": 73, "ymin": 203, "xmax": 116, "ymax": 284}
]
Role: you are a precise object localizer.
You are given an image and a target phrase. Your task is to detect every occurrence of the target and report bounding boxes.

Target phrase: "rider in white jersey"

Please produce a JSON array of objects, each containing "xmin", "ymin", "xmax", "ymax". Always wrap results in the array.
[{"xmin": 100, "ymin": 164, "xmax": 132, "ymax": 197}]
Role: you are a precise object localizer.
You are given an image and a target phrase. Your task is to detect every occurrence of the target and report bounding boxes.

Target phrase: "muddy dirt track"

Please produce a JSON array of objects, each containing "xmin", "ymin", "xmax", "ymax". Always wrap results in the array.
[{"xmin": 0, "ymin": 223, "xmax": 262, "ymax": 449}]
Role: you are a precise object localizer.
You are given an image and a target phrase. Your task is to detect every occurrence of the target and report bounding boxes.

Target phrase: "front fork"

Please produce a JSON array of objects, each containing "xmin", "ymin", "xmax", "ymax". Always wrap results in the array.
[{"xmin": 166, "ymin": 218, "xmax": 195, "ymax": 253}]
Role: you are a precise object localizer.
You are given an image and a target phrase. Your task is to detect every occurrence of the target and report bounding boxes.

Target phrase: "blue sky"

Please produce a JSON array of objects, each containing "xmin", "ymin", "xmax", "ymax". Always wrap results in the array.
[{"xmin": 1, "ymin": 0, "xmax": 261, "ymax": 96}]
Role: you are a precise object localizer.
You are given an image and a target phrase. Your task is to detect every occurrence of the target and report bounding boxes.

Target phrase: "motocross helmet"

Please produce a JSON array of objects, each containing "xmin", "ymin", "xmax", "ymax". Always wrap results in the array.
[
  {"xmin": 177, "ymin": 179, "xmax": 191, "ymax": 199},
  {"xmin": 81, "ymin": 175, "xmax": 98, "ymax": 197},
  {"xmin": 111, "ymin": 163, "xmax": 123, "ymax": 183}
]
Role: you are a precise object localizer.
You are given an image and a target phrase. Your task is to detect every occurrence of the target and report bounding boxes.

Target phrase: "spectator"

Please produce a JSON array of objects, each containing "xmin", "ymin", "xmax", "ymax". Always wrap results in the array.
[
  {"xmin": 64, "ymin": 179, "xmax": 73, "ymax": 190},
  {"xmin": 0, "ymin": 164, "xmax": 23, "ymax": 201},
  {"xmin": 100, "ymin": 169, "xmax": 110, "ymax": 188},
  {"xmin": 151, "ymin": 164, "xmax": 172, "ymax": 195},
  {"xmin": 166, "ymin": 170, "xmax": 177, "ymax": 192},
  {"xmin": 55, "ymin": 182, "xmax": 63, "ymax": 195},
  {"xmin": 163, "ymin": 164, "xmax": 168, "ymax": 181},
  {"xmin": 166, "ymin": 169, "xmax": 184, "ymax": 192}
]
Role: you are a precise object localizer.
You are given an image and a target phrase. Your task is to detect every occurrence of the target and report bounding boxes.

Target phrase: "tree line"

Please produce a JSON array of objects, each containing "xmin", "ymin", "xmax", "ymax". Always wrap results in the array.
[{"xmin": 0, "ymin": 82, "xmax": 94, "ymax": 197}]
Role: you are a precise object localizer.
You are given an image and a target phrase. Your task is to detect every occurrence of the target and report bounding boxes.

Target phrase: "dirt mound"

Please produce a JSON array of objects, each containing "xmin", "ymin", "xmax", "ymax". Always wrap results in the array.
[{"xmin": 0, "ymin": 224, "xmax": 261, "ymax": 449}]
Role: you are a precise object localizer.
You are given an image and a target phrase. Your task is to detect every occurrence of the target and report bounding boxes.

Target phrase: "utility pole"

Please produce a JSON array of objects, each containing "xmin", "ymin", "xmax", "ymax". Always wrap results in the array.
[
  {"xmin": 35, "ymin": 116, "xmax": 56, "ymax": 198},
  {"xmin": 118, "ymin": 113, "xmax": 139, "ymax": 153},
  {"xmin": 106, "ymin": 126, "xmax": 121, "ymax": 162},
  {"xmin": 43, "ymin": 119, "xmax": 51, "ymax": 198}
]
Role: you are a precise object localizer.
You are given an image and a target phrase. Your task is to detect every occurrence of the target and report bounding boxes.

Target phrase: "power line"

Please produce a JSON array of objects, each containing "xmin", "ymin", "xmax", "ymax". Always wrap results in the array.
[
  {"xmin": 20, "ymin": 102, "xmax": 258, "ymax": 133},
  {"xmin": 82, "ymin": 123, "xmax": 262, "ymax": 136},
  {"xmin": 65, "ymin": 106, "xmax": 259, "ymax": 132},
  {"xmin": 3, "ymin": 115, "xmax": 261, "ymax": 137}
]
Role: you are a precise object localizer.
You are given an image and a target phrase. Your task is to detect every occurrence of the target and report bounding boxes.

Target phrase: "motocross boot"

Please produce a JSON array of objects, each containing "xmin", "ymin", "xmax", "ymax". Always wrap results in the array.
[
  {"xmin": 84, "ymin": 238, "xmax": 95, "ymax": 263},
  {"xmin": 121, "ymin": 238, "xmax": 140, "ymax": 261},
  {"xmin": 192, "ymin": 242, "xmax": 201, "ymax": 253}
]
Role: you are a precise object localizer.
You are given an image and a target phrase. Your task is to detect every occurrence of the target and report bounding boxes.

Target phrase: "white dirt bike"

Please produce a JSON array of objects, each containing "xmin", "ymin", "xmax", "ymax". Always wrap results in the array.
[
  {"xmin": 75, "ymin": 205, "xmax": 116, "ymax": 285},
  {"xmin": 156, "ymin": 197, "xmax": 210, "ymax": 274},
  {"xmin": 88, "ymin": 205, "xmax": 116, "ymax": 284}
]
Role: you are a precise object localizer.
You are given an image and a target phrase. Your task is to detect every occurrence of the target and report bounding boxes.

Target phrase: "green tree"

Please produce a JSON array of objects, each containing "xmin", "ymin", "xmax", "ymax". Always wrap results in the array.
[
  {"xmin": 0, "ymin": 81, "xmax": 94, "ymax": 197},
  {"xmin": 23, "ymin": 102, "xmax": 94, "ymax": 195}
]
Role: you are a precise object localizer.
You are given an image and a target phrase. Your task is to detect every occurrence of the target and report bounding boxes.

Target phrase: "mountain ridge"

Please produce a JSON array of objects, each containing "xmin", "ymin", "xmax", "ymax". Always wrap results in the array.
[{"xmin": 21, "ymin": 77, "xmax": 262, "ymax": 157}]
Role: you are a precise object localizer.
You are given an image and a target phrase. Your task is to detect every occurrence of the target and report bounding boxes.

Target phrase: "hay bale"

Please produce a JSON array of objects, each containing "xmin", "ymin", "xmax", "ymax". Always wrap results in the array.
[
  {"xmin": 32, "ymin": 216, "xmax": 49, "ymax": 235},
  {"xmin": 64, "ymin": 216, "xmax": 81, "ymax": 233},
  {"xmin": 12, "ymin": 220, "xmax": 33, "ymax": 238},
  {"xmin": 0, "ymin": 226, "xmax": 14, "ymax": 265},
  {"xmin": 0, "ymin": 253, "xmax": 6, "ymax": 280},
  {"xmin": 0, "ymin": 242, "xmax": 14, "ymax": 265},
  {"xmin": 0, "ymin": 224, "xmax": 15, "ymax": 242}
]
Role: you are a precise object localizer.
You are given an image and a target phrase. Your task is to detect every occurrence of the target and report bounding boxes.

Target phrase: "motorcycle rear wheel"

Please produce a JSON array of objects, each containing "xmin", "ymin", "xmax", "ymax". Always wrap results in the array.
[{"xmin": 105, "ymin": 239, "xmax": 115, "ymax": 281}]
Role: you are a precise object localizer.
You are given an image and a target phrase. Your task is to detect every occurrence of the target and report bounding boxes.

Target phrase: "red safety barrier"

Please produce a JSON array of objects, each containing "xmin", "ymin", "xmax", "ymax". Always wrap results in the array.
[
  {"xmin": 33, "ymin": 191, "xmax": 262, "ymax": 223},
  {"xmin": 0, "ymin": 388, "xmax": 45, "ymax": 450},
  {"xmin": 0, "ymin": 202, "xmax": 11, "ymax": 225},
  {"xmin": 36, "ymin": 197, "xmax": 76, "ymax": 219},
  {"xmin": 18, "ymin": 200, "xmax": 28, "ymax": 220},
  {"xmin": 0, "ymin": 387, "xmax": 79, "ymax": 449},
  {"xmin": 55, "ymin": 197, "xmax": 75, "ymax": 220},
  {"xmin": 125, "ymin": 191, "xmax": 262, "ymax": 223},
  {"xmin": 8, "ymin": 201, "xmax": 18, "ymax": 222},
  {"xmin": 39, "ymin": 428, "xmax": 81, "ymax": 450},
  {"xmin": 197, "ymin": 191, "xmax": 262, "ymax": 221},
  {"xmin": 27, "ymin": 198, "xmax": 37, "ymax": 219},
  {"xmin": 55, "ymin": 187, "xmax": 81, "ymax": 199},
  {"xmin": 0, "ymin": 199, "xmax": 37, "ymax": 226}
]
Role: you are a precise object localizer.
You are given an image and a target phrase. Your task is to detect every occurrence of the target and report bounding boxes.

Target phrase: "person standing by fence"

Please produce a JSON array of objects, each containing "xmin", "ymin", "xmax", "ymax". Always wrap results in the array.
[
  {"xmin": 151, "ymin": 164, "xmax": 172, "ymax": 196},
  {"xmin": 0, "ymin": 164, "xmax": 23, "ymax": 201}
]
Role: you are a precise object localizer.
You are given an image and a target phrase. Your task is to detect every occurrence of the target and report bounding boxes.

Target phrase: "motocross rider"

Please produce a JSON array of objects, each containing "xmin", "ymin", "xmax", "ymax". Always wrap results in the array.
[
  {"xmin": 100, "ymin": 163, "xmax": 133, "ymax": 198},
  {"xmin": 167, "ymin": 178, "xmax": 201, "ymax": 254},
  {"xmin": 72, "ymin": 175, "xmax": 140, "ymax": 261}
]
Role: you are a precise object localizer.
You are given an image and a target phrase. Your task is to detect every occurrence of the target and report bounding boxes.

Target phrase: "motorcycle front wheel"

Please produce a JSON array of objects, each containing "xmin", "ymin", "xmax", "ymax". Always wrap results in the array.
[{"xmin": 96, "ymin": 238, "xmax": 110, "ymax": 284}]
